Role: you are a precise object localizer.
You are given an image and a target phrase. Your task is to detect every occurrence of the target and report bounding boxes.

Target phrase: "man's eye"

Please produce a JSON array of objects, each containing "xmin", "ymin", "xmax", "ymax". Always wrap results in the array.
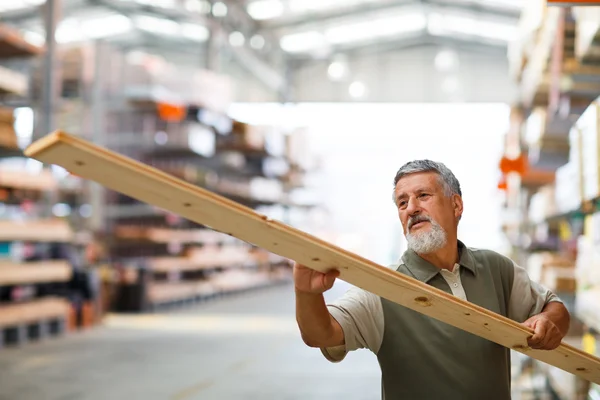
[
  {"xmin": 419, "ymin": 193, "xmax": 430, "ymax": 199},
  {"xmin": 399, "ymin": 201, "xmax": 407, "ymax": 208}
]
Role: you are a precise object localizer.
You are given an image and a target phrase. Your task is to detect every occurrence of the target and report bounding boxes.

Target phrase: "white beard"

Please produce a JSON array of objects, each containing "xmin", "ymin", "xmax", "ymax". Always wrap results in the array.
[{"xmin": 406, "ymin": 218, "xmax": 447, "ymax": 254}]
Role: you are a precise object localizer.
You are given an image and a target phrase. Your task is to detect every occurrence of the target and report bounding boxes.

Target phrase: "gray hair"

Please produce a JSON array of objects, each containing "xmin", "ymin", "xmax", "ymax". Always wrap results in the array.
[{"xmin": 392, "ymin": 159, "xmax": 462, "ymax": 201}]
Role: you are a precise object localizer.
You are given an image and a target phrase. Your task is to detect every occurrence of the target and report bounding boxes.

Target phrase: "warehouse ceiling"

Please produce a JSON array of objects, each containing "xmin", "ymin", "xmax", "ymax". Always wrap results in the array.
[{"xmin": 0, "ymin": 0, "xmax": 523, "ymax": 96}]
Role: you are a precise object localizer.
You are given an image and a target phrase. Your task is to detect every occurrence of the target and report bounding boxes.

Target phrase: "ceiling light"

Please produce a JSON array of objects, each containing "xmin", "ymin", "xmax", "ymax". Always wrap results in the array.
[
  {"xmin": 229, "ymin": 31, "xmax": 245, "ymax": 47},
  {"xmin": 0, "ymin": 0, "xmax": 45, "ymax": 13},
  {"xmin": 325, "ymin": 13, "xmax": 426, "ymax": 45},
  {"xmin": 442, "ymin": 76, "xmax": 460, "ymax": 94},
  {"xmin": 247, "ymin": 0, "xmax": 284, "ymax": 20},
  {"xmin": 288, "ymin": 0, "xmax": 342, "ymax": 12},
  {"xmin": 280, "ymin": 31, "xmax": 326, "ymax": 53},
  {"xmin": 250, "ymin": 34, "xmax": 266, "ymax": 49},
  {"xmin": 181, "ymin": 23, "xmax": 209, "ymax": 41},
  {"xmin": 327, "ymin": 61, "xmax": 347, "ymax": 81},
  {"xmin": 349, "ymin": 81, "xmax": 366, "ymax": 98},
  {"xmin": 134, "ymin": 0, "xmax": 176, "ymax": 8},
  {"xmin": 212, "ymin": 2, "xmax": 228, "ymax": 17},
  {"xmin": 22, "ymin": 30, "xmax": 45, "ymax": 46},
  {"xmin": 434, "ymin": 49, "xmax": 459, "ymax": 72},
  {"xmin": 185, "ymin": 0, "xmax": 211, "ymax": 13},
  {"xmin": 135, "ymin": 15, "xmax": 180, "ymax": 36}
]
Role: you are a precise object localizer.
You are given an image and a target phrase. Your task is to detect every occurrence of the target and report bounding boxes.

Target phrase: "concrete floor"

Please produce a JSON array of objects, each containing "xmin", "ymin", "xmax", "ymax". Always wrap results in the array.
[
  {"xmin": 0, "ymin": 281, "xmax": 381, "ymax": 400},
  {"xmin": 0, "ymin": 281, "xmax": 550, "ymax": 400}
]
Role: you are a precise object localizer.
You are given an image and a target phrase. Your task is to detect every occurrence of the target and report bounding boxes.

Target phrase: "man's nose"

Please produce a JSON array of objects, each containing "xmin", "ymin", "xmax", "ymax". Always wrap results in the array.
[{"xmin": 406, "ymin": 198, "xmax": 421, "ymax": 215}]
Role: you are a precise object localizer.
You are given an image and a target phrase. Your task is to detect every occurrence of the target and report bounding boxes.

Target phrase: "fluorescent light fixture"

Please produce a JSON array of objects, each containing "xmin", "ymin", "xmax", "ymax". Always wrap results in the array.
[
  {"xmin": 0, "ymin": 0, "xmax": 45, "ymax": 13},
  {"xmin": 247, "ymin": 0, "xmax": 284, "ymax": 20},
  {"xmin": 280, "ymin": 31, "xmax": 326, "ymax": 53},
  {"xmin": 82, "ymin": 15, "xmax": 133, "ymax": 39},
  {"xmin": 22, "ymin": 30, "xmax": 45, "ymax": 46},
  {"xmin": 250, "ymin": 34, "xmax": 266, "ymax": 49},
  {"xmin": 181, "ymin": 23, "xmax": 209, "ymax": 42},
  {"xmin": 325, "ymin": 13, "xmax": 427, "ymax": 45},
  {"xmin": 289, "ymin": 0, "xmax": 346, "ymax": 12},
  {"xmin": 185, "ymin": 0, "xmax": 211, "ymax": 13},
  {"xmin": 134, "ymin": 15, "xmax": 180, "ymax": 36},
  {"xmin": 428, "ymin": 13, "xmax": 517, "ymax": 42},
  {"xmin": 133, "ymin": 0, "xmax": 176, "ymax": 8},
  {"xmin": 212, "ymin": 2, "xmax": 228, "ymax": 17},
  {"xmin": 229, "ymin": 31, "xmax": 245, "ymax": 47}
]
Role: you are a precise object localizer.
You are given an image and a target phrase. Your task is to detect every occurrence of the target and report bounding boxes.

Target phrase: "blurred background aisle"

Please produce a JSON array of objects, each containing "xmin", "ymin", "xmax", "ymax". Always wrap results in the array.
[{"xmin": 0, "ymin": 0, "xmax": 599, "ymax": 399}]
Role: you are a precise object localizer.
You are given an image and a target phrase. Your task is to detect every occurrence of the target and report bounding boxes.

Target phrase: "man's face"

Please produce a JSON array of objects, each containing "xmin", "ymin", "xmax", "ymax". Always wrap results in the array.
[{"xmin": 393, "ymin": 171, "xmax": 462, "ymax": 253}]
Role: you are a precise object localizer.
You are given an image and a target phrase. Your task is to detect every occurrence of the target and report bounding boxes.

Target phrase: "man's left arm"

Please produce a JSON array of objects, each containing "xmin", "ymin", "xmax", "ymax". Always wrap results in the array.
[{"xmin": 507, "ymin": 262, "xmax": 570, "ymax": 350}]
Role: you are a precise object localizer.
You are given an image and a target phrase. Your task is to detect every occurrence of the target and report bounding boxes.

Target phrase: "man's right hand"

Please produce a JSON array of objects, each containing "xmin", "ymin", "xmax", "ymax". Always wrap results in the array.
[{"xmin": 293, "ymin": 262, "xmax": 340, "ymax": 294}]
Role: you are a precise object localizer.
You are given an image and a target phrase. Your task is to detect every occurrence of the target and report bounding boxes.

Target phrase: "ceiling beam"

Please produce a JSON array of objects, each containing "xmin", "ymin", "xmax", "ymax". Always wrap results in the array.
[{"xmin": 260, "ymin": 0, "xmax": 520, "ymax": 32}]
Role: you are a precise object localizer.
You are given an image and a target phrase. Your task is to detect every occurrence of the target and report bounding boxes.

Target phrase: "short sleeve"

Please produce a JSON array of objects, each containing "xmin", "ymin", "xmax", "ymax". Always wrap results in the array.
[
  {"xmin": 508, "ymin": 262, "xmax": 563, "ymax": 323},
  {"xmin": 320, "ymin": 286, "xmax": 384, "ymax": 363}
]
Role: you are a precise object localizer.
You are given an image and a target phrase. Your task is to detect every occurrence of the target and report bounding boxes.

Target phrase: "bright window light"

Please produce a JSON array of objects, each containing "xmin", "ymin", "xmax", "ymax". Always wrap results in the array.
[
  {"xmin": 250, "ymin": 34, "xmax": 266, "ymax": 49},
  {"xmin": 280, "ymin": 31, "xmax": 326, "ymax": 53},
  {"xmin": 212, "ymin": 2, "xmax": 228, "ymax": 17},
  {"xmin": 325, "ymin": 13, "xmax": 427, "ymax": 45},
  {"xmin": 181, "ymin": 23, "xmax": 209, "ymax": 42},
  {"xmin": 349, "ymin": 81, "xmax": 366, "ymax": 98},
  {"xmin": 247, "ymin": 0, "xmax": 284, "ymax": 20},
  {"xmin": 229, "ymin": 31, "xmax": 245, "ymax": 47},
  {"xmin": 134, "ymin": 15, "xmax": 180, "ymax": 36}
]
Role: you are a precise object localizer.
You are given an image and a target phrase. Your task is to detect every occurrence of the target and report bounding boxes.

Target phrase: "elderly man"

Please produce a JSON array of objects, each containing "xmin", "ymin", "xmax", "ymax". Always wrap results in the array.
[{"xmin": 293, "ymin": 160, "xmax": 570, "ymax": 399}]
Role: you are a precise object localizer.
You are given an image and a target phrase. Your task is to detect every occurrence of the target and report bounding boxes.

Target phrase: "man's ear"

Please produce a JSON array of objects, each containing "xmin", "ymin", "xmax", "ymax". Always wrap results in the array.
[{"xmin": 453, "ymin": 194, "xmax": 463, "ymax": 220}]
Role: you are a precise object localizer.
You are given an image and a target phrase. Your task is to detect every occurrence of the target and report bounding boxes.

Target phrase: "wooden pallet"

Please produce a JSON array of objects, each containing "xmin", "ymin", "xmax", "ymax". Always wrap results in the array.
[{"xmin": 23, "ymin": 131, "xmax": 600, "ymax": 384}]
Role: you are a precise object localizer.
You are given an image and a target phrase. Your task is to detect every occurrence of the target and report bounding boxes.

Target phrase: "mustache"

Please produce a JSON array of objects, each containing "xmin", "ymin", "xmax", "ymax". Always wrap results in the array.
[{"xmin": 408, "ymin": 215, "xmax": 431, "ymax": 229}]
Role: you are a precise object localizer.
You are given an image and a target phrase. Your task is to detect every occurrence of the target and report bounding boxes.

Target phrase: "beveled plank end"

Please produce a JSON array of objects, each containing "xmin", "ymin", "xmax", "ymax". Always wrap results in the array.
[{"xmin": 23, "ymin": 130, "xmax": 74, "ymax": 159}]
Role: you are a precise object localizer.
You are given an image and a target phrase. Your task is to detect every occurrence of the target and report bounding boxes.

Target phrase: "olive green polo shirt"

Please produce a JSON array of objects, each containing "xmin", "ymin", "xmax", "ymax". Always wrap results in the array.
[{"xmin": 321, "ymin": 241, "xmax": 561, "ymax": 399}]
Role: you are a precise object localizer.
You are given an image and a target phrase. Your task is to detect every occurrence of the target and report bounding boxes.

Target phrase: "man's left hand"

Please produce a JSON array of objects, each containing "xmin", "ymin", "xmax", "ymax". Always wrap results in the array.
[{"xmin": 523, "ymin": 314, "xmax": 564, "ymax": 350}]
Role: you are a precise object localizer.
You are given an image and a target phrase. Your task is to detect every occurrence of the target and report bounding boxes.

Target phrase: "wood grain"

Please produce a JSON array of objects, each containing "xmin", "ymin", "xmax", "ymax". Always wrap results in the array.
[{"xmin": 24, "ymin": 131, "xmax": 600, "ymax": 384}]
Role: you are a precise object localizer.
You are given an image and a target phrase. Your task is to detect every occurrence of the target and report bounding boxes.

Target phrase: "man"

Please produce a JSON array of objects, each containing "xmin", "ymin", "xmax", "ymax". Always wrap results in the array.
[{"xmin": 293, "ymin": 160, "xmax": 570, "ymax": 399}]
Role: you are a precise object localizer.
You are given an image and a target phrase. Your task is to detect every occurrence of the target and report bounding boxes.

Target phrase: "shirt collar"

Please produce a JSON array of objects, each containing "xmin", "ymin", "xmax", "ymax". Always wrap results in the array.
[{"xmin": 400, "ymin": 240, "xmax": 477, "ymax": 283}]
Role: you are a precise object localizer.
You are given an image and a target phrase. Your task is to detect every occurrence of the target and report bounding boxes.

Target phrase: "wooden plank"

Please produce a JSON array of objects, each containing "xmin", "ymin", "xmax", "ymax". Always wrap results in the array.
[
  {"xmin": 23, "ymin": 131, "xmax": 600, "ymax": 384},
  {"xmin": 0, "ymin": 261, "xmax": 72, "ymax": 285},
  {"xmin": 0, "ymin": 298, "xmax": 70, "ymax": 327}
]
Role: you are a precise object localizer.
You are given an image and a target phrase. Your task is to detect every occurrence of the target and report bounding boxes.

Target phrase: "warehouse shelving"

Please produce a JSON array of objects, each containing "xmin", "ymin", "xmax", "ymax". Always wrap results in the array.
[
  {"xmin": 503, "ymin": 5, "xmax": 600, "ymax": 397},
  {"xmin": 46, "ymin": 41, "xmax": 316, "ymax": 313},
  {"xmin": 0, "ymin": 22, "xmax": 87, "ymax": 349}
]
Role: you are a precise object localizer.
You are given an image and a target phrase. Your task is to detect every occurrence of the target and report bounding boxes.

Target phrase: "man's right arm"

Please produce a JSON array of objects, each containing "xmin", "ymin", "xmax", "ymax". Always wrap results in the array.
[
  {"xmin": 296, "ymin": 290, "xmax": 345, "ymax": 348},
  {"xmin": 293, "ymin": 262, "xmax": 345, "ymax": 348}
]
